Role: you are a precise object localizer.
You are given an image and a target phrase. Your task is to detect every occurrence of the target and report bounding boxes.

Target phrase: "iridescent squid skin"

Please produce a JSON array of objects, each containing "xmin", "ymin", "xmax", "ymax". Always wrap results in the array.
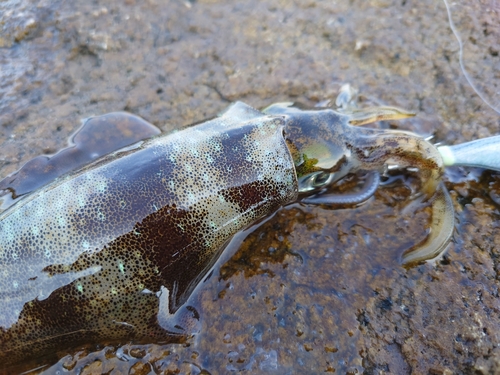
[{"xmin": 0, "ymin": 101, "xmax": 454, "ymax": 366}]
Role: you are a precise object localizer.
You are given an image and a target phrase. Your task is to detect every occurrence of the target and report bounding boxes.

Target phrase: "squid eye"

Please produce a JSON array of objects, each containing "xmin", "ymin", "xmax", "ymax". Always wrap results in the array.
[
  {"xmin": 310, "ymin": 172, "xmax": 333, "ymax": 189},
  {"xmin": 298, "ymin": 171, "xmax": 335, "ymax": 193}
]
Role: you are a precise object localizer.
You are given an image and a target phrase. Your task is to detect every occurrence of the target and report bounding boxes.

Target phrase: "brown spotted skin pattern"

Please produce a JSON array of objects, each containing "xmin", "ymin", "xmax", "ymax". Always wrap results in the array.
[
  {"xmin": 0, "ymin": 102, "xmax": 298, "ymax": 365},
  {"xmin": 0, "ymin": 100, "xmax": 455, "ymax": 367}
]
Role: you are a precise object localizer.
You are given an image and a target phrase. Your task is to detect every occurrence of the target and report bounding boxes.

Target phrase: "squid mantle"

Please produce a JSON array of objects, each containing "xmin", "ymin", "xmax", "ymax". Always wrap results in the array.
[{"xmin": 0, "ymin": 101, "xmax": 454, "ymax": 366}]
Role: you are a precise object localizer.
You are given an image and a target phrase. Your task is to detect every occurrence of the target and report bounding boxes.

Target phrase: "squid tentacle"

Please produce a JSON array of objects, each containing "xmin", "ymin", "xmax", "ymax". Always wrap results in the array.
[
  {"xmin": 401, "ymin": 183, "xmax": 455, "ymax": 265},
  {"xmin": 347, "ymin": 127, "xmax": 444, "ymax": 199},
  {"xmin": 301, "ymin": 171, "xmax": 380, "ymax": 205}
]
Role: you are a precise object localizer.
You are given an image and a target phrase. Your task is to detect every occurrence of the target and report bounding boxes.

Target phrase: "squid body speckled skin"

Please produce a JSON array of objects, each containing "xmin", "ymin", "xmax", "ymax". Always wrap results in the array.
[{"xmin": 0, "ymin": 101, "xmax": 454, "ymax": 366}]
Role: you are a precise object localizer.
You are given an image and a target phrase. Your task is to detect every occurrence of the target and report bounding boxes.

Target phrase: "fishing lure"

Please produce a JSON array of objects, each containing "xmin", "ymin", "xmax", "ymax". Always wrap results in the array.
[{"xmin": 0, "ymin": 100, "xmax": 454, "ymax": 366}]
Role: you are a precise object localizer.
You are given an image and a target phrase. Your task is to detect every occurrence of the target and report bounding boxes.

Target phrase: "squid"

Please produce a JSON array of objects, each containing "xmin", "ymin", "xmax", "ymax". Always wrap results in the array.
[{"xmin": 0, "ymin": 99, "xmax": 454, "ymax": 366}]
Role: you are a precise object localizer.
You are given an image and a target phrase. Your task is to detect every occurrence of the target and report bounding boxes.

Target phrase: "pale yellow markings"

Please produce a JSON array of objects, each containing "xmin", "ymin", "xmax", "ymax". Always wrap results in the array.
[
  {"xmin": 186, "ymin": 191, "xmax": 197, "ymax": 205},
  {"xmin": 60, "ymin": 182, "xmax": 73, "ymax": 197},
  {"xmin": 77, "ymin": 195, "xmax": 86, "ymax": 208},
  {"xmin": 96, "ymin": 180, "xmax": 108, "ymax": 193},
  {"xmin": 53, "ymin": 194, "xmax": 68, "ymax": 212},
  {"xmin": 171, "ymin": 142, "xmax": 182, "ymax": 152},
  {"xmin": 3, "ymin": 221, "xmax": 15, "ymax": 242},
  {"xmin": 97, "ymin": 209, "xmax": 106, "ymax": 222},
  {"xmin": 34, "ymin": 200, "xmax": 48, "ymax": 219},
  {"xmin": 201, "ymin": 196, "xmax": 244, "ymax": 251},
  {"xmin": 31, "ymin": 226, "xmax": 40, "ymax": 236}
]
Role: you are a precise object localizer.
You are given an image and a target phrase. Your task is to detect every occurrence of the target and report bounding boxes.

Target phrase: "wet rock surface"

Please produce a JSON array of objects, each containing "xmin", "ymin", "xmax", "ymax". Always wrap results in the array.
[{"xmin": 1, "ymin": 0, "xmax": 499, "ymax": 374}]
